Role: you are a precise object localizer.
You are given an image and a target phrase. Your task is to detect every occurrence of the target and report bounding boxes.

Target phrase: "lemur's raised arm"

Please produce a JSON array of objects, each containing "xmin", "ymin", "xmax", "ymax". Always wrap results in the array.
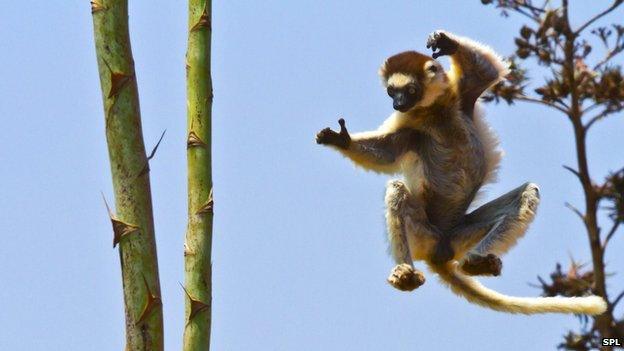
[{"xmin": 427, "ymin": 31, "xmax": 509, "ymax": 117}]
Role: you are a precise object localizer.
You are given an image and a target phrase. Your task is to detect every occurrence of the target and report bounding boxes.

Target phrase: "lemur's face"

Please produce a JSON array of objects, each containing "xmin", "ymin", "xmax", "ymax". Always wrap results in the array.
[
  {"xmin": 386, "ymin": 73, "xmax": 422, "ymax": 112},
  {"xmin": 385, "ymin": 60, "xmax": 447, "ymax": 112}
]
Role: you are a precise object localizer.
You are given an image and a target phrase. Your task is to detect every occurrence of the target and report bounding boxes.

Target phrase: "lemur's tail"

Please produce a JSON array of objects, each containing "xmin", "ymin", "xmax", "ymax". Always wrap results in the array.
[{"xmin": 429, "ymin": 261, "xmax": 607, "ymax": 315}]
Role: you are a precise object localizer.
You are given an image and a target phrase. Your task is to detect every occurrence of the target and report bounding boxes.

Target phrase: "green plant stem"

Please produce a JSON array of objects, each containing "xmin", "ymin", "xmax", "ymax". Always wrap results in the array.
[
  {"xmin": 183, "ymin": 0, "xmax": 213, "ymax": 350},
  {"xmin": 91, "ymin": 1, "xmax": 163, "ymax": 350}
]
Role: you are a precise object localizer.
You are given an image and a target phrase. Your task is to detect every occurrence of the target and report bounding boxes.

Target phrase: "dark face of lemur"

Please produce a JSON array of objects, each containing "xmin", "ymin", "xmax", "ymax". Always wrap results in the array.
[
  {"xmin": 387, "ymin": 82, "xmax": 422, "ymax": 112},
  {"xmin": 379, "ymin": 51, "xmax": 447, "ymax": 113}
]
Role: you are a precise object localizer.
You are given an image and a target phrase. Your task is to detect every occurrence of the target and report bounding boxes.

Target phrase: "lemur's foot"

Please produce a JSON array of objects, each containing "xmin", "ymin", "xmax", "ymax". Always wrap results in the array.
[
  {"xmin": 426, "ymin": 31, "xmax": 459, "ymax": 59},
  {"xmin": 460, "ymin": 253, "xmax": 502, "ymax": 276},
  {"xmin": 387, "ymin": 264, "xmax": 426, "ymax": 291},
  {"xmin": 315, "ymin": 118, "xmax": 351, "ymax": 149}
]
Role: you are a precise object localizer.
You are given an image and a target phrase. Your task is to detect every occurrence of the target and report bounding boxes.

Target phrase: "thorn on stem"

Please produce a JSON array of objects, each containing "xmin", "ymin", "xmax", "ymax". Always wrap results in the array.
[
  {"xmin": 137, "ymin": 130, "xmax": 167, "ymax": 178},
  {"xmin": 191, "ymin": 6, "xmax": 211, "ymax": 32},
  {"xmin": 195, "ymin": 188, "xmax": 214, "ymax": 215},
  {"xmin": 102, "ymin": 193, "xmax": 140, "ymax": 247},
  {"xmin": 180, "ymin": 283, "xmax": 210, "ymax": 325},
  {"xmin": 136, "ymin": 275, "xmax": 162, "ymax": 325},
  {"xmin": 187, "ymin": 131, "xmax": 207, "ymax": 149},
  {"xmin": 90, "ymin": 0, "xmax": 106, "ymax": 13}
]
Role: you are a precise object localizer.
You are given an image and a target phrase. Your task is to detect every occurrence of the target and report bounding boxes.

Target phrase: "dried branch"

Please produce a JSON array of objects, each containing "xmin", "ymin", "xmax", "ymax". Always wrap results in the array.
[
  {"xmin": 514, "ymin": 94, "xmax": 569, "ymax": 114},
  {"xmin": 514, "ymin": 0, "xmax": 546, "ymax": 13},
  {"xmin": 482, "ymin": 0, "xmax": 623, "ymax": 348},
  {"xmin": 582, "ymin": 102, "xmax": 602, "ymax": 115},
  {"xmin": 612, "ymin": 290, "xmax": 624, "ymax": 309},
  {"xmin": 585, "ymin": 109, "xmax": 617, "ymax": 131},
  {"xmin": 594, "ymin": 48, "xmax": 624, "ymax": 71},
  {"xmin": 565, "ymin": 202, "xmax": 585, "ymax": 221},
  {"xmin": 563, "ymin": 165, "xmax": 582, "ymax": 180},
  {"xmin": 575, "ymin": 0, "xmax": 624, "ymax": 36},
  {"xmin": 513, "ymin": 7, "xmax": 541, "ymax": 23},
  {"xmin": 602, "ymin": 221, "xmax": 620, "ymax": 250},
  {"xmin": 511, "ymin": 0, "xmax": 546, "ymax": 22}
]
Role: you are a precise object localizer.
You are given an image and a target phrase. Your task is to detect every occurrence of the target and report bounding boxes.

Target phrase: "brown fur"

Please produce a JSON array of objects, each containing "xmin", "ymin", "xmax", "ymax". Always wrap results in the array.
[{"xmin": 379, "ymin": 51, "xmax": 433, "ymax": 82}]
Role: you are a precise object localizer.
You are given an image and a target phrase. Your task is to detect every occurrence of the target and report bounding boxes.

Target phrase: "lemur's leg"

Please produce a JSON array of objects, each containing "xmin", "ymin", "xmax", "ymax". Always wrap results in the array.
[
  {"xmin": 384, "ymin": 180, "xmax": 433, "ymax": 291},
  {"xmin": 449, "ymin": 183, "xmax": 540, "ymax": 276}
]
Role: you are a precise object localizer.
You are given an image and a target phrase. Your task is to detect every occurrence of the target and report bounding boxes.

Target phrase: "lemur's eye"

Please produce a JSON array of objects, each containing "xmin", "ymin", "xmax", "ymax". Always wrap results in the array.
[
  {"xmin": 408, "ymin": 86, "xmax": 417, "ymax": 95},
  {"xmin": 387, "ymin": 87, "xmax": 395, "ymax": 97}
]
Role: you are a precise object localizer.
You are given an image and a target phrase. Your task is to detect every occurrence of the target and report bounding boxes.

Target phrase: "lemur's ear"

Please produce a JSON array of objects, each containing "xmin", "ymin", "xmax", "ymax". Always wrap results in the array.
[{"xmin": 423, "ymin": 60, "xmax": 443, "ymax": 78}]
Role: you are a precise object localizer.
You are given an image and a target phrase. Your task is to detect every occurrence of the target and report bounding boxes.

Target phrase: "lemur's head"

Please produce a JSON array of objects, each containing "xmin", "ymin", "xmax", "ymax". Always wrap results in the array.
[{"xmin": 379, "ymin": 51, "xmax": 448, "ymax": 112}]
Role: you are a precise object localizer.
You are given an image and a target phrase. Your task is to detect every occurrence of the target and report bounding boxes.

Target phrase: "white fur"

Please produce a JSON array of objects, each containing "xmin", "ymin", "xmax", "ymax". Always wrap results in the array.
[
  {"xmin": 387, "ymin": 73, "xmax": 414, "ymax": 88},
  {"xmin": 400, "ymin": 152, "xmax": 427, "ymax": 196},
  {"xmin": 473, "ymin": 103, "xmax": 503, "ymax": 185},
  {"xmin": 432, "ymin": 262, "xmax": 608, "ymax": 315},
  {"xmin": 416, "ymin": 74, "xmax": 448, "ymax": 108},
  {"xmin": 423, "ymin": 60, "xmax": 441, "ymax": 77},
  {"xmin": 376, "ymin": 112, "xmax": 403, "ymax": 133}
]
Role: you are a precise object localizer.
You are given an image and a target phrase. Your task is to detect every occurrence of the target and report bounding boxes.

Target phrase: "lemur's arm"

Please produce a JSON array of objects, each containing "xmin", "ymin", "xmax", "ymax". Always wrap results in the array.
[
  {"xmin": 316, "ymin": 119, "xmax": 415, "ymax": 174},
  {"xmin": 427, "ymin": 31, "xmax": 509, "ymax": 117},
  {"xmin": 316, "ymin": 119, "xmax": 399, "ymax": 173}
]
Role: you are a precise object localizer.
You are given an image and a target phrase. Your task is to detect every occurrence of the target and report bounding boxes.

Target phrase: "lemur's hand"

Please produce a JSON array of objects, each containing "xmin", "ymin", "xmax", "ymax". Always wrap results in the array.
[
  {"xmin": 427, "ymin": 31, "xmax": 459, "ymax": 59},
  {"xmin": 316, "ymin": 118, "xmax": 351, "ymax": 150}
]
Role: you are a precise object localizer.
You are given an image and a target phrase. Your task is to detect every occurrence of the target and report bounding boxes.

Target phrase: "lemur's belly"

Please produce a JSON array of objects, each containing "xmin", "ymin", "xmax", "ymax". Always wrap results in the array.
[
  {"xmin": 399, "ymin": 152, "xmax": 437, "ymax": 261},
  {"xmin": 400, "ymin": 152, "xmax": 427, "ymax": 197},
  {"xmin": 400, "ymin": 152, "xmax": 475, "ymax": 254}
]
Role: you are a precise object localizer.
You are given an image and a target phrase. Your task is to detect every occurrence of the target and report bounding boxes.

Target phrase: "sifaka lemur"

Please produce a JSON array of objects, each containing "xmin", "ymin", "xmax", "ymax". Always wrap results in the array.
[{"xmin": 316, "ymin": 30, "xmax": 607, "ymax": 315}]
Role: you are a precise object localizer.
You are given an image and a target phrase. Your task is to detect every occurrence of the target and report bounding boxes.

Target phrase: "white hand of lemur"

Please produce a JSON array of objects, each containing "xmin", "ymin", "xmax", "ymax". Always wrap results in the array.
[
  {"xmin": 427, "ymin": 31, "xmax": 459, "ymax": 59},
  {"xmin": 315, "ymin": 118, "xmax": 351, "ymax": 150}
]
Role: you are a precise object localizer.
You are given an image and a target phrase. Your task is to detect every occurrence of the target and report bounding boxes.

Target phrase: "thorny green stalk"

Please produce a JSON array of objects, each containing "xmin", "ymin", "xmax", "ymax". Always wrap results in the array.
[
  {"xmin": 183, "ymin": 0, "xmax": 214, "ymax": 350},
  {"xmin": 91, "ymin": 1, "xmax": 163, "ymax": 350}
]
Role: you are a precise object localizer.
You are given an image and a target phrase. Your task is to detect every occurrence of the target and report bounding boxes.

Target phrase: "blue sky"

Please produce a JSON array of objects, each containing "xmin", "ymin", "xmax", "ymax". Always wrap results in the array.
[{"xmin": 0, "ymin": 1, "xmax": 622, "ymax": 350}]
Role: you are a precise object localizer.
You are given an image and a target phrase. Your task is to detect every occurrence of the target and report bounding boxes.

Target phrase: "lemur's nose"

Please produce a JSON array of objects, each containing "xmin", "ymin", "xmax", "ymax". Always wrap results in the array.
[
  {"xmin": 392, "ymin": 91, "xmax": 411, "ymax": 112},
  {"xmin": 393, "ymin": 101, "xmax": 409, "ymax": 112},
  {"xmin": 393, "ymin": 103, "xmax": 406, "ymax": 111}
]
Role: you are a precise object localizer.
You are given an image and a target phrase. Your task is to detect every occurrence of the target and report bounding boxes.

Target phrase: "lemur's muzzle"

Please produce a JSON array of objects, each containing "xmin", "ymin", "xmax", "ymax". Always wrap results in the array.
[
  {"xmin": 393, "ymin": 93, "xmax": 410, "ymax": 112},
  {"xmin": 393, "ymin": 88, "xmax": 421, "ymax": 112}
]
